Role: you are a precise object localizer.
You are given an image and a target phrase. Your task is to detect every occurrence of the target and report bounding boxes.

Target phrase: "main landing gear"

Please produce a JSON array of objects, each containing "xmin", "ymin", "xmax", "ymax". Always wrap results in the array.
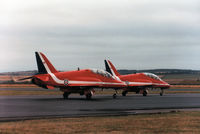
[
  {"xmin": 63, "ymin": 92, "xmax": 70, "ymax": 99},
  {"xmin": 160, "ymin": 89, "xmax": 164, "ymax": 96},
  {"xmin": 113, "ymin": 93, "xmax": 117, "ymax": 99},
  {"xmin": 63, "ymin": 92, "xmax": 93, "ymax": 100},
  {"xmin": 143, "ymin": 90, "xmax": 148, "ymax": 96},
  {"xmin": 85, "ymin": 90, "xmax": 94, "ymax": 100},
  {"xmin": 122, "ymin": 91, "xmax": 128, "ymax": 96},
  {"xmin": 86, "ymin": 92, "xmax": 92, "ymax": 100},
  {"xmin": 62, "ymin": 89, "xmax": 94, "ymax": 100},
  {"xmin": 113, "ymin": 90, "xmax": 118, "ymax": 99}
]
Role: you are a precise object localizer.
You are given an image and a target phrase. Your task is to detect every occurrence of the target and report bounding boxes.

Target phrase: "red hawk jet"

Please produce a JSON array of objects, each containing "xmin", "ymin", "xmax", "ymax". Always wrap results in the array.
[
  {"xmin": 21, "ymin": 52, "xmax": 126, "ymax": 99},
  {"xmin": 104, "ymin": 60, "xmax": 170, "ymax": 96}
]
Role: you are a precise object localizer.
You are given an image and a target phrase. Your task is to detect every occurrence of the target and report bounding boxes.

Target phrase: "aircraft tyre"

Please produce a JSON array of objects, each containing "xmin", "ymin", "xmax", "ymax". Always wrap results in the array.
[
  {"xmin": 63, "ymin": 92, "xmax": 69, "ymax": 99},
  {"xmin": 160, "ymin": 89, "xmax": 164, "ymax": 96},
  {"xmin": 113, "ymin": 93, "xmax": 117, "ymax": 99},
  {"xmin": 80, "ymin": 92, "xmax": 84, "ymax": 96},
  {"xmin": 86, "ymin": 93, "xmax": 92, "ymax": 100},
  {"xmin": 143, "ymin": 91, "xmax": 147, "ymax": 96},
  {"xmin": 122, "ymin": 91, "xmax": 127, "ymax": 96}
]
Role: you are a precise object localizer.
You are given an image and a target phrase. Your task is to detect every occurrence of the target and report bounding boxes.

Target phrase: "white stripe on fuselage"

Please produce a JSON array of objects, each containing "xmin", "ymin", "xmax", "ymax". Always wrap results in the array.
[
  {"xmin": 49, "ymin": 73, "xmax": 125, "ymax": 85},
  {"xmin": 128, "ymin": 82, "xmax": 152, "ymax": 85},
  {"xmin": 128, "ymin": 82, "xmax": 168, "ymax": 86}
]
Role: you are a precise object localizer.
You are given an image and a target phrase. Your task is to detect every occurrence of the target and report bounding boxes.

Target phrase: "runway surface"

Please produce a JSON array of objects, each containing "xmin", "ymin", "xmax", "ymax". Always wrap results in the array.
[{"xmin": 1, "ymin": 91, "xmax": 200, "ymax": 121}]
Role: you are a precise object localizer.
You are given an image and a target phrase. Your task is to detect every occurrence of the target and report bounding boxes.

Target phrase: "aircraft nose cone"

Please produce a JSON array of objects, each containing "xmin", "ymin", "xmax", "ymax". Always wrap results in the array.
[{"xmin": 163, "ymin": 82, "xmax": 170, "ymax": 88}]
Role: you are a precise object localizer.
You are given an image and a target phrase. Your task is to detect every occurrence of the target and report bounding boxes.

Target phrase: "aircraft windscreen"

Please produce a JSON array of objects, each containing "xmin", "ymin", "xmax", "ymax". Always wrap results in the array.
[
  {"xmin": 91, "ymin": 69, "xmax": 113, "ymax": 78},
  {"xmin": 144, "ymin": 73, "xmax": 162, "ymax": 81}
]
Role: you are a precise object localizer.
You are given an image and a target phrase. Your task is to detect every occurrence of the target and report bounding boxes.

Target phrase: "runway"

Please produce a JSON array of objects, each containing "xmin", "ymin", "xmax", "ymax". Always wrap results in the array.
[{"xmin": 1, "ymin": 92, "xmax": 200, "ymax": 121}]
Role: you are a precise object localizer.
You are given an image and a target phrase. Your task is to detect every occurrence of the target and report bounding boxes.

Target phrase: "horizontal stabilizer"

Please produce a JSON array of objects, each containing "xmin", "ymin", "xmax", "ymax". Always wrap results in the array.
[{"xmin": 18, "ymin": 76, "xmax": 33, "ymax": 81}]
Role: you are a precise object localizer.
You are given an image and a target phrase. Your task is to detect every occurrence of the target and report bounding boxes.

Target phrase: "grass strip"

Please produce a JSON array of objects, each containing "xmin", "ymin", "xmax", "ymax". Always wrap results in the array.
[{"xmin": 0, "ymin": 112, "xmax": 200, "ymax": 134}]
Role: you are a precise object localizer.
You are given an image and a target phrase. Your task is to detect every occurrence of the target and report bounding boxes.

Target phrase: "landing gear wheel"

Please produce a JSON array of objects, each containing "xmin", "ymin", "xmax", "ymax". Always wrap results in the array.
[
  {"xmin": 143, "ymin": 91, "xmax": 147, "ymax": 96},
  {"xmin": 80, "ymin": 92, "xmax": 84, "ymax": 96},
  {"xmin": 113, "ymin": 93, "xmax": 117, "ymax": 99},
  {"xmin": 122, "ymin": 91, "xmax": 127, "ymax": 96},
  {"xmin": 63, "ymin": 92, "xmax": 69, "ymax": 99},
  {"xmin": 160, "ymin": 89, "xmax": 164, "ymax": 96},
  {"xmin": 86, "ymin": 93, "xmax": 92, "ymax": 100}
]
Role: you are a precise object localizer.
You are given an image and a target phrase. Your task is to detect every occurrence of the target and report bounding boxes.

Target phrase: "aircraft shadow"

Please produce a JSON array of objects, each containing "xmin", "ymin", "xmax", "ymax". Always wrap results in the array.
[{"xmin": 34, "ymin": 97, "xmax": 115, "ymax": 102}]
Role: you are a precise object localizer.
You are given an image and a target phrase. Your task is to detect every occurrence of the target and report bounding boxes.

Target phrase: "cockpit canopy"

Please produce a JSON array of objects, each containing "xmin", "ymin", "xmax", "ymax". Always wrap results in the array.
[
  {"xmin": 91, "ymin": 69, "xmax": 113, "ymax": 78},
  {"xmin": 144, "ymin": 73, "xmax": 162, "ymax": 81}
]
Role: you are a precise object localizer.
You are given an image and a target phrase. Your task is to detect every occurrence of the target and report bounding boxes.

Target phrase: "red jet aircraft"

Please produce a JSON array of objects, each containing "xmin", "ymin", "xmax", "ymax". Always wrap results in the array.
[
  {"xmin": 104, "ymin": 60, "xmax": 170, "ymax": 96},
  {"xmin": 21, "ymin": 52, "xmax": 126, "ymax": 99}
]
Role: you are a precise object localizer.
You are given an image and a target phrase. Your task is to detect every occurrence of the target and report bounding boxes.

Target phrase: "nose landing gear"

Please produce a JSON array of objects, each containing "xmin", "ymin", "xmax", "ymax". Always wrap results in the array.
[{"xmin": 113, "ymin": 90, "xmax": 118, "ymax": 99}]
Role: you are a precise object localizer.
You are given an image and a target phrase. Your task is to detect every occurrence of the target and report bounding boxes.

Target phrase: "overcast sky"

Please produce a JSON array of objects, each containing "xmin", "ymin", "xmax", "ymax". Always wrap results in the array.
[{"xmin": 0, "ymin": 0, "xmax": 200, "ymax": 72}]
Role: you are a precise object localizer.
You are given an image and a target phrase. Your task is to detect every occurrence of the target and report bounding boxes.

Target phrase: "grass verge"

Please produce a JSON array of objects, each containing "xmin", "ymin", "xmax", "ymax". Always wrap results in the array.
[
  {"xmin": 0, "ymin": 84, "xmax": 37, "ymax": 88},
  {"xmin": 0, "ymin": 90, "xmax": 62, "ymax": 96},
  {"xmin": 0, "ymin": 112, "xmax": 200, "ymax": 134}
]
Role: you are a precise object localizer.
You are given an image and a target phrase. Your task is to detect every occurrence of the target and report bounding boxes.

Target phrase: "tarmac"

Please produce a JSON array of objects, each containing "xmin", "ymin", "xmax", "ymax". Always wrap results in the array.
[{"xmin": 1, "ymin": 88, "xmax": 200, "ymax": 121}]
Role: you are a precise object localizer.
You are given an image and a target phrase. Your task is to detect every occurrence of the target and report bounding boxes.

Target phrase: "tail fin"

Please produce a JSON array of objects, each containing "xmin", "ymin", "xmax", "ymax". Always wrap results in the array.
[
  {"xmin": 35, "ymin": 52, "xmax": 58, "ymax": 74},
  {"xmin": 104, "ymin": 60, "xmax": 120, "ymax": 77}
]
